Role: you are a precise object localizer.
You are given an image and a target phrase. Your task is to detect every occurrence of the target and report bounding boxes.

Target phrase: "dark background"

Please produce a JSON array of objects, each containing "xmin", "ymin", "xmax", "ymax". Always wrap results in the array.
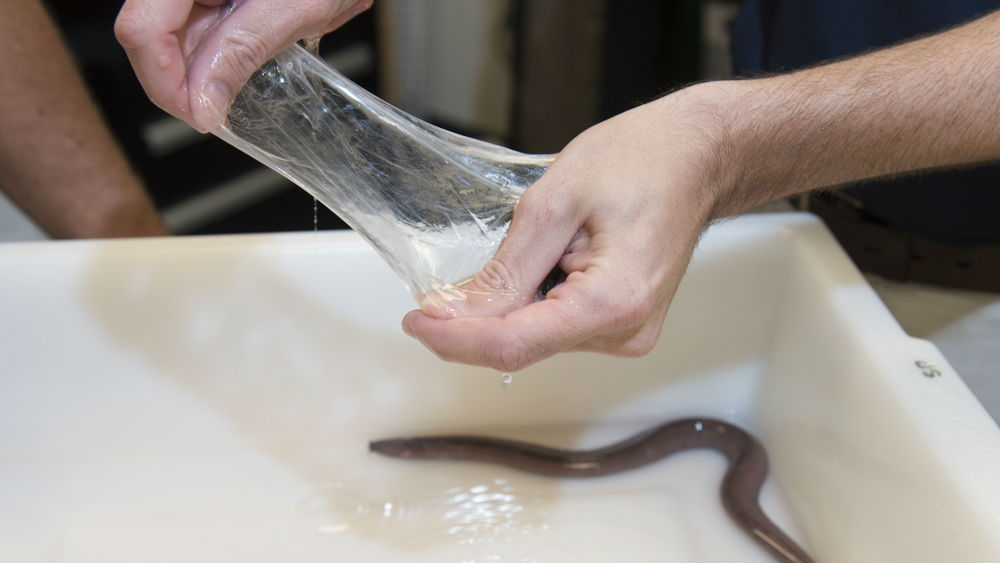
[{"xmin": 43, "ymin": 0, "xmax": 704, "ymax": 236}]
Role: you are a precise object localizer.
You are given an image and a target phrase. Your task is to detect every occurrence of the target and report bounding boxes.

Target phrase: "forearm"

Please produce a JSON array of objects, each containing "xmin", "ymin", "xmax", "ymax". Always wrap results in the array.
[
  {"xmin": 399, "ymin": 8, "xmax": 1000, "ymax": 370},
  {"xmin": 701, "ymin": 8, "xmax": 1000, "ymax": 218},
  {"xmin": 0, "ymin": 0, "xmax": 167, "ymax": 238}
]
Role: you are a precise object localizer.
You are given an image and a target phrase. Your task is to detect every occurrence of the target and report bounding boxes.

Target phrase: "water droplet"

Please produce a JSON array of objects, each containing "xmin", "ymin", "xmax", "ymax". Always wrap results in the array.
[{"xmin": 499, "ymin": 373, "xmax": 512, "ymax": 390}]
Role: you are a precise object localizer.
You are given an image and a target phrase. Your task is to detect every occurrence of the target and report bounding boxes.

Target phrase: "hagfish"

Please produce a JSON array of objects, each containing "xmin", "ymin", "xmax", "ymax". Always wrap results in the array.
[{"xmin": 370, "ymin": 417, "xmax": 814, "ymax": 563}]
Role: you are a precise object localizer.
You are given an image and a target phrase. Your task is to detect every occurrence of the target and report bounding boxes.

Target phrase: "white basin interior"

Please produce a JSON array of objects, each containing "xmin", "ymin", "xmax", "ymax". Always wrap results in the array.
[{"xmin": 1, "ymin": 213, "xmax": 998, "ymax": 562}]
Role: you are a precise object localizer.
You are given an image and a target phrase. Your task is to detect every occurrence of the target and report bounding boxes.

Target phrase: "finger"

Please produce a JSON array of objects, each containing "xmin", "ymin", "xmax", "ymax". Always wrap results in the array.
[
  {"xmin": 115, "ymin": 0, "xmax": 207, "ymax": 124},
  {"xmin": 406, "ymin": 266, "xmax": 651, "ymax": 371},
  {"xmin": 405, "ymin": 287, "xmax": 591, "ymax": 372},
  {"xmin": 421, "ymin": 178, "xmax": 581, "ymax": 319},
  {"xmin": 184, "ymin": 0, "xmax": 372, "ymax": 132}
]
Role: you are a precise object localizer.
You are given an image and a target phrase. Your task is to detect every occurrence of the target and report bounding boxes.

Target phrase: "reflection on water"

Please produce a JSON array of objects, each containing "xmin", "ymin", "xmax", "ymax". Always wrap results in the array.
[
  {"xmin": 438, "ymin": 478, "xmax": 543, "ymax": 543},
  {"xmin": 290, "ymin": 472, "xmax": 556, "ymax": 561}
]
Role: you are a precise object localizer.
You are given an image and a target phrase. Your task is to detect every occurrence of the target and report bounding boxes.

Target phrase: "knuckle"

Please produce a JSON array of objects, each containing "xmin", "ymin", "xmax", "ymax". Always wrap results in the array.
[
  {"xmin": 485, "ymin": 333, "xmax": 534, "ymax": 372},
  {"xmin": 299, "ymin": 0, "xmax": 331, "ymax": 18},
  {"xmin": 617, "ymin": 328, "xmax": 660, "ymax": 358},
  {"xmin": 492, "ymin": 344, "xmax": 528, "ymax": 373},
  {"xmin": 297, "ymin": 0, "xmax": 348, "ymax": 28},
  {"xmin": 474, "ymin": 258, "xmax": 516, "ymax": 291},
  {"xmin": 220, "ymin": 28, "xmax": 272, "ymax": 78},
  {"xmin": 333, "ymin": 0, "xmax": 374, "ymax": 20},
  {"xmin": 113, "ymin": 8, "xmax": 147, "ymax": 47}
]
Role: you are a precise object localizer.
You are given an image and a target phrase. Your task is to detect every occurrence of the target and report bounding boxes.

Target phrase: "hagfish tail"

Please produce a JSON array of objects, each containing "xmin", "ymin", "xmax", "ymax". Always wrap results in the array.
[{"xmin": 370, "ymin": 417, "xmax": 814, "ymax": 563}]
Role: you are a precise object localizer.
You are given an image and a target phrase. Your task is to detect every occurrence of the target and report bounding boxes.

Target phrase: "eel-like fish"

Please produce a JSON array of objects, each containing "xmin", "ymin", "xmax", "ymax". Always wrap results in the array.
[{"xmin": 370, "ymin": 417, "xmax": 814, "ymax": 563}]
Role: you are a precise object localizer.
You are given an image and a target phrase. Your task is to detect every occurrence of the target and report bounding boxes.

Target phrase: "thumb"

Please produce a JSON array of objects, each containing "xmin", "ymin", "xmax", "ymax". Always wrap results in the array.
[
  {"xmin": 420, "ymin": 188, "xmax": 579, "ymax": 318},
  {"xmin": 187, "ymin": 1, "xmax": 374, "ymax": 132},
  {"xmin": 185, "ymin": 4, "xmax": 316, "ymax": 132}
]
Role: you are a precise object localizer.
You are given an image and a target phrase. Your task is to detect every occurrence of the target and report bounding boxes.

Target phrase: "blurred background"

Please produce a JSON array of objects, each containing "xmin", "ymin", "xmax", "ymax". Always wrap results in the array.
[{"xmin": 0, "ymin": 0, "xmax": 739, "ymax": 240}]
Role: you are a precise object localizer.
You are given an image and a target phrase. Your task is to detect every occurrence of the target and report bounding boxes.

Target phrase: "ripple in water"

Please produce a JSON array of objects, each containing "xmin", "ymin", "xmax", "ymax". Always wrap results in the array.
[
  {"xmin": 292, "ymin": 481, "xmax": 404, "ymax": 539},
  {"xmin": 290, "ymin": 474, "xmax": 554, "ymax": 557},
  {"xmin": 437, "ymin": 478, "xmax": 541, "ymax": 544}
]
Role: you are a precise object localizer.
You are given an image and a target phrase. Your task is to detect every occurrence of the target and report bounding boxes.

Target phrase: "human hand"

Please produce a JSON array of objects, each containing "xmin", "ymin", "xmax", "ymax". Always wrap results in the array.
[
  {"xmin": 407, "ymin": 7, "xmax": 1000, "ymax": 372},
  {"xmin": 115, "ymin": 0, "xmax": 373, "ymax": 132},
  {"xmin": 401, "ymin": 85, "xmax": 734, "ymax": 371}
]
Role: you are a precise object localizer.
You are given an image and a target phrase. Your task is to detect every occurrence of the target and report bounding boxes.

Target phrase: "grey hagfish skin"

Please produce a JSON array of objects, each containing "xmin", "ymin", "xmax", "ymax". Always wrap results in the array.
[{"xmin": 370, "ymin": 417, "xmax": 815, "ymax": 563}]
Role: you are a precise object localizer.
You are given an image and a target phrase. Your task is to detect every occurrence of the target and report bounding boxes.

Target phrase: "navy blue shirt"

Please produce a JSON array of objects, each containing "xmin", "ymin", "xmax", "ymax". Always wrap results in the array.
[{"xmin": 731, "ymin": 0, "xmax": 1000, "ymax": 244}]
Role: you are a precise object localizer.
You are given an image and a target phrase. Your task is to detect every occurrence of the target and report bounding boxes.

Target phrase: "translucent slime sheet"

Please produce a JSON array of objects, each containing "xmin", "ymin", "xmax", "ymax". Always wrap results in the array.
[{"xmin": 215, "ymin": 45, "xmax": 554, "ymax": 307}]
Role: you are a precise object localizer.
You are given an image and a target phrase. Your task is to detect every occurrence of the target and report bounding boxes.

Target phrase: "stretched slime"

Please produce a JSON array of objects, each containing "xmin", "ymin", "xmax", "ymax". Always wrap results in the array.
[{"xmin": 216, "ymin": 45, "xmax": 553, "ymax": 304}]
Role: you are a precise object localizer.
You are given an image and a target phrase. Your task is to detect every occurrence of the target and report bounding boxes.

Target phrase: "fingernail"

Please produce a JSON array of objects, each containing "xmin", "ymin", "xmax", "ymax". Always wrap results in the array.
[
  {"xmin": 197, "ymin": 80, "xmax": 232, "ymax": 131},
  {"xmin": 401, "ymin": 316, "xmax": 415, "ymax": 337}
]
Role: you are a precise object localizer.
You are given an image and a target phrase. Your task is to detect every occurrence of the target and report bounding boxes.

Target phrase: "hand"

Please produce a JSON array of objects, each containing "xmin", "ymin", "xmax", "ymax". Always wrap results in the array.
[
  {"xmin": 115, "ymin": 0, "xmax": 373, "ymax": 132},
  {"xmin": 400, "ymin": 8, "xmax": 1000, "ymax": 372},
  {"xmin": 401, "ymin": 85, "xmax": 732, "ymax": 371}
]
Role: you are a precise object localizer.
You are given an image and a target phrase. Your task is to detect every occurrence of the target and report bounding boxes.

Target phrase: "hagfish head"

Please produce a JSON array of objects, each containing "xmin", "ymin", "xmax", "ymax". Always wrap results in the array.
[{"xmin": 369, "ymin": 438, "xmax": 419, "ymax": 459}]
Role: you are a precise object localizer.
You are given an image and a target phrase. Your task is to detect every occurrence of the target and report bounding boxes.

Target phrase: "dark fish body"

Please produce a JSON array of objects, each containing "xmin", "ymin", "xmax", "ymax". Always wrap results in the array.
[{"xmin": 371, "ymin": 417, "xmax": 815, "ymax": 563}]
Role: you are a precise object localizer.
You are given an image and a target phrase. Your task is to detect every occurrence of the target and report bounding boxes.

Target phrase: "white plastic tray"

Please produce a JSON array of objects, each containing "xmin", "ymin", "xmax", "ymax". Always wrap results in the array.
[{"xmin": 1, "ymin": 213, "xmax": 998, "ymax": 562}]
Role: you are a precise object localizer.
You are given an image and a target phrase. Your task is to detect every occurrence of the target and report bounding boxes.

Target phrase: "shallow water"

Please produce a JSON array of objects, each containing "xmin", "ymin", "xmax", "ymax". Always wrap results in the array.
[{"xmin": 285, "ymin": 422, "xmax": 806, "ymax": 562}]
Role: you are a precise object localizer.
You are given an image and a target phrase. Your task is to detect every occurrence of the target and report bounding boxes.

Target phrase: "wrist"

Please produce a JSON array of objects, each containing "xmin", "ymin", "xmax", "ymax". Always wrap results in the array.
[
  {"xmin": 679, "ymin": 77, "xmax": 816, "ymax": 220},
  {"xmin": 658, "ymin": 80, "xmax": 749, "ymax": 222}
]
